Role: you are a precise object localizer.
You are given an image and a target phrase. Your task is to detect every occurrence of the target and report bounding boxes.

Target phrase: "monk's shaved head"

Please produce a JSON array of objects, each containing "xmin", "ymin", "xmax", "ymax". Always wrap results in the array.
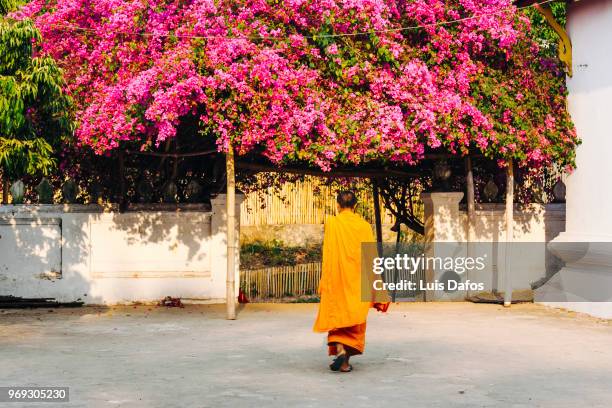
[{"xmin": 337, "ymin": 190, "xmax": 357, "ymax": 209}]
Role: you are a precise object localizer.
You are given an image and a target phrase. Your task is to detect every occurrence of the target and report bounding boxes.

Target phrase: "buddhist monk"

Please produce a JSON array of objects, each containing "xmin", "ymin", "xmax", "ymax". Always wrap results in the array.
[{"xmin": 313, "ymin": 190, "xmax": 388, "ymax": 372}]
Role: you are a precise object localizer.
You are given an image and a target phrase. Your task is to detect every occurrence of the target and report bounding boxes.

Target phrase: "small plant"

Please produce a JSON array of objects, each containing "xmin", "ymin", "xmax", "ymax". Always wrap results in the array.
[
  {"xmin": 240, "ymin": 239, "xmax": 321, "ymax": 269},
  {"xmin": 290, "ymin": 296, "xmax": 320, "ymax": 303}
]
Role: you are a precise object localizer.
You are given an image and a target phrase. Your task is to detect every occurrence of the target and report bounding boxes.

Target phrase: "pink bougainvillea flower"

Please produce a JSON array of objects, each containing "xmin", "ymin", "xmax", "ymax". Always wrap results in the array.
[{"xmin": 15, "ymin": 0, "xmax": 578, "ymax": 171}]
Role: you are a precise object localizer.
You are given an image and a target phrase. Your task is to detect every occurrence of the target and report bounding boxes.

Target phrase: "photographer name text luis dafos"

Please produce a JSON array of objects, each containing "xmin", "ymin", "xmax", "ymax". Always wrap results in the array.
[{"xmin": 371, "ymin": 253, "xmax": 487, "ymax": 292}]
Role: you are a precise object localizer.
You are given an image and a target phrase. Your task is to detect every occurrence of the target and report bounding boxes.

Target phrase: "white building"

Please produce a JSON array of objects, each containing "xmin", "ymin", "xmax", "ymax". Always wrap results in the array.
[{"xmin": 533, "ymin": 0, "xmax": 612, "ymax": 317}]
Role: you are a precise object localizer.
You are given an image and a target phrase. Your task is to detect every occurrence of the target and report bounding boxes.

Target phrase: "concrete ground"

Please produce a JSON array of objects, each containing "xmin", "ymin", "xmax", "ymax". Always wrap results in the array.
[{"xmin": 1, "ymin": 303, "xmax": 612, "ymax": 408}]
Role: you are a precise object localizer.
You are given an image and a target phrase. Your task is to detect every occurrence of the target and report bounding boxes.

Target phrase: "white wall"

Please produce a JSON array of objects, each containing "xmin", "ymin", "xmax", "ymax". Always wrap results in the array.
[
  {"xmin": 0, "ymin": 195, "xmax": 241, "ymax": 304},
  {"xmin": 534, "ymin": 0, "xmax": 612, "ymax": 318},
  {"xmin": 563, "ymin": 0, "xmax": 612, "ymax": 238},
  {"xmin": 422, "ymin": 192, "xmax": 565, "ymax": 300}
]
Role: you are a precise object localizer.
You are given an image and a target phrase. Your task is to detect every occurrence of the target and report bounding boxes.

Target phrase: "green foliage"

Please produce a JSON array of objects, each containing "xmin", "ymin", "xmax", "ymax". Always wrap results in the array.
[
  {"xmin": 524, "ymin": 3, "xmax": 567, "ymax": 59},
  {"xmin": 0, "ymin": 137, "xmax": 54, "ymax": 175},
  {"xmin": 289, "ymin": 296, "xmax": 320, "ymax": 303},
  {"xmin": 0, "ymin": 0, "xmax": 24, "ymax": 15},
  {"xmin": 0, "ymin": 2, "xmax": 72, "ymax": 179},
  {"xmin": 241, "ymin": 239, "xmax": 321, "ymax": 268}
]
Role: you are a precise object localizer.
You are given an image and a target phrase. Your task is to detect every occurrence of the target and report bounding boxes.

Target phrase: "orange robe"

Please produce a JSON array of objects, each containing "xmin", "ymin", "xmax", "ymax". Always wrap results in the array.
[{"xmin": 313, "ymin": 210, "xmax": 374, "ymax": 356}]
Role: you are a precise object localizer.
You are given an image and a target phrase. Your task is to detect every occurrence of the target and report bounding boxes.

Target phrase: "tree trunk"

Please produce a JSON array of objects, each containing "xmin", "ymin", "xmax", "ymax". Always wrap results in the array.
[
  {"xmin": 372, "ymin": 179, "xmax": 383, "ymax": 257},
  {"xmin": 465, "ymin": 157, "xmax": 475, "ymax": 297},
  {"xmin": 2, "ymin": 174, "xmax": 9, "ymax": 204},
  {"xmin": 226, "ymin": 144, "xmax": 237, "ymax": 320},
  {"xmin": 503, "ymin": 161, "xmax": 514, "ymax": 307}
]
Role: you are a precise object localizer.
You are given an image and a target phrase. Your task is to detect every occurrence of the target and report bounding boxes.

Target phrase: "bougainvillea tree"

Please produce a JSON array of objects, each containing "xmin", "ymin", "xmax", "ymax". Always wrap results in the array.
[{"xmin": 13, "ymin": 0, "xmax": 577, "ymax": 177}]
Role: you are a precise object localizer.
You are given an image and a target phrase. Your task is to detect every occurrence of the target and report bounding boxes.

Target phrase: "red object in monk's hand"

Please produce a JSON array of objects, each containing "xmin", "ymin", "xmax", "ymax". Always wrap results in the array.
[{"xmin": 373, "ymin": 302, "xmax": 390, "ymax": 313}]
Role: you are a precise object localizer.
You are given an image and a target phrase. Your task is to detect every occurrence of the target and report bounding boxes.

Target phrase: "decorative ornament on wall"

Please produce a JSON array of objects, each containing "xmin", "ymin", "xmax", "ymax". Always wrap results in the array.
[
  {"xmin": 36, "ymin": 178, "xmax": 54, "ymax": 204},
  {"xmin": 62, "ymin": 179, "xmax": 78, "ymax": 203},
  {"xmin": 483, "ymin": 179, "xmax": 499, "ymax": 202},
  {"xmin": 184, "ymin": 180, "xmax": 202, "ymax": 203},
  {"xmin": 10, "ymin": 180, "xmax": 25, "ymax": 204},
  {"xmin": 136, "ymin": 179, "xmax": 154, "ymax": 203},
  {"xmin": 433, "ymin": 160, "xmax": 452, "ymax": 182},
  {"xmin": 90, "ymin": 183, "xmax": 104, "ymax": 205},
  {"xmin": 553, "ymin": 179, "xmax": 566, "ymax": 203},
  {"xmin": 163, "ymin": 181, "xmax": 178, "ymax": 203},
  {"xmin": 432, "ymin": 160, "xmax": 452, "ymax": 191}
]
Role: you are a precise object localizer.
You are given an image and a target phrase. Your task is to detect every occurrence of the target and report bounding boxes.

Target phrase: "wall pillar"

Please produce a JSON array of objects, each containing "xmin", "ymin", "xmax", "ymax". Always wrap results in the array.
[
  {"xmin": 421, "ymin": 192, "xmax": 465, "ymax": 300},
  {"xmin": 210, "ymin": 194, "xmax": 244, "ymax": 301},
  {"xmin": 421, "ymin": 192, "xmax": 465, "ymax": 243}
]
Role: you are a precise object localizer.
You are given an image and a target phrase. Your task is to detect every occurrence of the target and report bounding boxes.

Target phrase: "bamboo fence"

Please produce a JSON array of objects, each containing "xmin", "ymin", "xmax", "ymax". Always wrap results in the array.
[
  {"xmin": 240, "ymin": 262, "xmax": 322, "ymax": 301},
  {"xmin": 240, "ymin": 260, "xmax": 426, "ymax": 302},
  {"xmin": 240, "ymin": 177, "xmax": 395, "ymax": 226}
]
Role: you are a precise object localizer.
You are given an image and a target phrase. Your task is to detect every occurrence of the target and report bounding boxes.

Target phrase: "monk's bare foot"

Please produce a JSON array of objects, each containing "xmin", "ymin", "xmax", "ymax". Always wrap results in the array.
[{"xmin": 336, "ymin": 343, "xmax": 345, "ymax": 355}]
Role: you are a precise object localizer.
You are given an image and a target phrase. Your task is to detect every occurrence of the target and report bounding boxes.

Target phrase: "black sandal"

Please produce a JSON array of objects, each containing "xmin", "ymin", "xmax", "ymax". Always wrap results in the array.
[
  {"xmin": 340, "ymin": 364, "xmax": 353, "ymax": 373},
  {"xmin": 329, "ymin": 351, "xmax": 348, "ymax": 371}
]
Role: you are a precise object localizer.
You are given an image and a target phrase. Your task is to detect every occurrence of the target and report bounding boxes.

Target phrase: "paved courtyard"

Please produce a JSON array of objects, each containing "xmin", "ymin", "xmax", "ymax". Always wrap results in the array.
[{"xmin": 1, "ymin": 302, "xmax": 612, "ymax": 407}]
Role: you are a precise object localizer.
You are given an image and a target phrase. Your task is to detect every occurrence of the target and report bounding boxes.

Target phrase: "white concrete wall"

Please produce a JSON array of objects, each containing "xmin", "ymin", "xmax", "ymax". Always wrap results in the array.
[
  {"xmin": 0, "ymin": 195, "xmax": 241, "ymax": 304},
  {"xmin": 563, "ymin": 0, "xmax": 612, "ymax": 239},
  {"xmin": 534, "ymin": 0, "xmax": 612, "ymax": 318},
  {"xmin": 422, "ymin": 192, "xmax": 565, "ymax": 300}
]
